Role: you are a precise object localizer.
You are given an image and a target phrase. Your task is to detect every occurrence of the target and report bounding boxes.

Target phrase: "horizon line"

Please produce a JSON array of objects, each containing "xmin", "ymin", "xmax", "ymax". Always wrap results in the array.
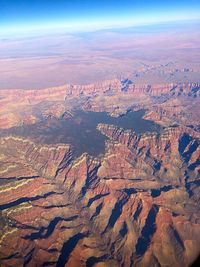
[{"xmin": 1, "ymin": 16, "xmax": 200, "ymax": 37}]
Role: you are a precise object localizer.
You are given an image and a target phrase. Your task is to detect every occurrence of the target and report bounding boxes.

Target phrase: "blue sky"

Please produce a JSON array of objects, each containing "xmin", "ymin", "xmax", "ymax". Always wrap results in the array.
[{"xmin": 1, "ymin": 0, "xmax": 200, "ymax": 33}]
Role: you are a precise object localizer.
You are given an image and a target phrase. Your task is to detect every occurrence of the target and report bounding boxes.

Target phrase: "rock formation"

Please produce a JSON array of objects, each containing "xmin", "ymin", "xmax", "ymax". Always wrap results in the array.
[
  {"xmin": 0, "ymin": 77, "xmax": 199, "ymax": 266},
  {"xmin": 0, "ymin": 124, "xmax": 199, "ymax": 266}
]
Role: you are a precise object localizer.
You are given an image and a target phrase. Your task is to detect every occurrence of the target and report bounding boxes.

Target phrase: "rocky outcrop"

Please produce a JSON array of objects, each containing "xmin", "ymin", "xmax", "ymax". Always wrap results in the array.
[
  {"xmin": 0, "ymin": 75, "xmax": 200, "ymax": 266},
  {"xmin": 0, "ymin": 122, "xmax": 199, "ymax": 266},
  {"xmin": 0, "ymin": 79, "xmax": 199, "ymax": 129}
]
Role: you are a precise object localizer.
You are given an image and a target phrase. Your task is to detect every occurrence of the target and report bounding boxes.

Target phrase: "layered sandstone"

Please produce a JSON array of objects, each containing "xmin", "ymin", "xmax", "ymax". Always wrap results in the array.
[
  {"xmin": 0, "ymin": 79, "xmax": 199, "ymax": 129},
  {"xmin": 0, "ymin": 121, "xmax": 199, "ymax": 266},
  {"xmin": 0, "ymin": 75, "xmax": 200, "ymax": 266}
]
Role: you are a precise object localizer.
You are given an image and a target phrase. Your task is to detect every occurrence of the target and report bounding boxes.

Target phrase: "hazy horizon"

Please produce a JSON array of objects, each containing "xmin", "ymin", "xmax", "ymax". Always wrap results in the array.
[
  {"xmin": 1, "ymin": 0, "xmax": 200, "ymax": 35},
  {"xmin": 0, "ymin": 19, "xmax": 200, "ymax": 90}
]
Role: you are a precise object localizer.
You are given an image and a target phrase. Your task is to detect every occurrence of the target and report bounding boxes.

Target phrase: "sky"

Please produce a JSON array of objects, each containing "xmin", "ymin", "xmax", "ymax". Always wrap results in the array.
[{"xmin": 1, "ymin": 0, "xmax": 200, "ymax": 34}]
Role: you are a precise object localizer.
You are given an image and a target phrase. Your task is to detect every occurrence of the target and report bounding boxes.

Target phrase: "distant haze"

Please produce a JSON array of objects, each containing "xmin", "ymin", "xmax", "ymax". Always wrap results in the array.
[
  {"xmin": 1, "ymin": 0, "xmax": 200, "ymax": 34},
  {"xmin": 0, "ymin": 22, "xmax": 200, "ymax": 89}
]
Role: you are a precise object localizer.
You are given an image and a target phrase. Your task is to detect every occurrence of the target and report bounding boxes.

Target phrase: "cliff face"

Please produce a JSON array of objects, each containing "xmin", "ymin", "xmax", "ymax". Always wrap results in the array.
[
  {"xmin": 0, "ymin": 79, "xmax": 199, "ymax": 129},
  {"xmin": 65, "ymin": 80, "xmax": 200, "ymax": 98},
  {"xmin": 0, "ymin": 123, "xmax": 199, "ymax": 266},
  {"xmin": 0, "ymin": 77, "xmax": 200, "ymax": 266}
]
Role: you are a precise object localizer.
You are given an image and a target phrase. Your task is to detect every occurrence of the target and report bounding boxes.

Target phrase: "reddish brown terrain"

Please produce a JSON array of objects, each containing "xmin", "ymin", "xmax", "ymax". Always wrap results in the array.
[{"xmin": 0, "ymin": 73, "xmax": 200, "ymax": 266}]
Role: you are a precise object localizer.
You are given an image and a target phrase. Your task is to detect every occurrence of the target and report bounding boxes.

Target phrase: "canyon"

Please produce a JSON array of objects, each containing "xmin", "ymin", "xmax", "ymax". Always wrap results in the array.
[{"xmin": 0, "ymin": 74, "xmax": 200, "ymax": 267}]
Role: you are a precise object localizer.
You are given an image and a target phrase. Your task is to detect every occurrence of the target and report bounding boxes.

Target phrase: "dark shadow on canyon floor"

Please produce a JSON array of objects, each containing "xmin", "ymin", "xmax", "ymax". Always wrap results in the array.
[{"xmin": 1, "ymin": 109, "xmax": 161, "ymax": 157}]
